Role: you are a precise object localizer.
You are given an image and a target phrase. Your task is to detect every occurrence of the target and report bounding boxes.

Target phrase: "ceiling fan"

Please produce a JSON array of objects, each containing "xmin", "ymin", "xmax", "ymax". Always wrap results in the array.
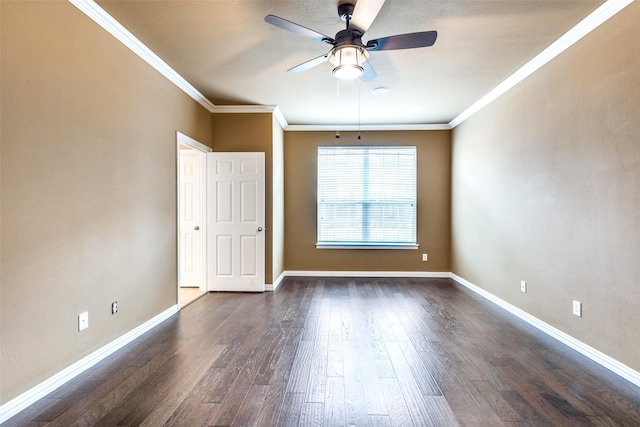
[{"xmin": 265, "ymin": 0, "xmax": 437, "ymax": 82}]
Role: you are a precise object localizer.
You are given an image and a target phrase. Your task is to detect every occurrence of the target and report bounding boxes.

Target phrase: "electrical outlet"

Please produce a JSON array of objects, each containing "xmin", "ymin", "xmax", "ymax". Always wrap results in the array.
[
  {"xmin": 78, "ymin": 311, "xmax": 89, "ymax": 331},
  {"xmin": 520, "ymin": 280, "xmax": 527, "ymax": 293},
  {"xmin": 111, "ymin": 301, "xmax": 118, "ymax": 315},
  {"xmin": 422, "ymin": 254, "xmax": 428, "ymax": 262},
  {"xmin": 572, "ymin": 300, "xmax": 582, "ymax": 317}
]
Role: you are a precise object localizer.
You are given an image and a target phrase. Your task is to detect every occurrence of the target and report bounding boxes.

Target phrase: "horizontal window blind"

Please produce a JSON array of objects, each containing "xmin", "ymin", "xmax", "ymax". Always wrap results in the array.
[{"xmin": 317, "ymin": 146, "xmax": 417, "ymax": 247}]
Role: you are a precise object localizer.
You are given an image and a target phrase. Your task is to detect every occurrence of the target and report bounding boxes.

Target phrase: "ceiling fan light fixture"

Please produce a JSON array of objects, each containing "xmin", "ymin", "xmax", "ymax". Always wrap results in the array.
[
  {"xmin": 334, "ymin": 63, "xmax": 362, "ymax": 80},
  {"xmin": 329, "ymin": 45, "xmax": 368, "ymax": 80}
]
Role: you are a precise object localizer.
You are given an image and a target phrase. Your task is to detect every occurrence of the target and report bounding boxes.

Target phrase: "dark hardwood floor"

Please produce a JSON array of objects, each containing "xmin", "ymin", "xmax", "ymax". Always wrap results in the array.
[{"xmin": 4, "ymin": 277, "xmax": 640, "ymax": 426}]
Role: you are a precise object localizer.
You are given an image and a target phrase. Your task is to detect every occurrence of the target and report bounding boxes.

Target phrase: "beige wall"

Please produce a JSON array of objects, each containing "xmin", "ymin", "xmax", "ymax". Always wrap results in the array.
[
  {"xmin": 451, "ymin": 3, "xmax": 640, "ymax": 371},
  {"xmin": 0, "ymin": 1, "xmax": 212, "ymax": 403},
  {"xmin": 284, "ymin": 130, "xmax": 451, "ymax": 272},
  {"xmin": 211, "ymin": 113, "xmax": 279, "ymax": 284}
]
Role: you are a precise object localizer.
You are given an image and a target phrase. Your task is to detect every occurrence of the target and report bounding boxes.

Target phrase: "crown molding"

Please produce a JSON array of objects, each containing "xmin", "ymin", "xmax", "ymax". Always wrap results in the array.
[
  {"xmin": 212, "ymin": 105, "xmax": 289, "ymax": 130},
  {"xmin": 212, "ymin": 105, "xmax": 278, "ymax": 114},
  {"xmin": 273, "ymin": 107, "xmax": 288, "ymax": 130},
  {"xmin": 286, "ymin": 123, "xmax": 451, "ymax": 132},
  {"xmin": 449, "ymin": 0, "xmax": 633, "ymax": 128},
  {"xmin": 69, "ymin": 0, "xmax": 216, "ymax": 113}
]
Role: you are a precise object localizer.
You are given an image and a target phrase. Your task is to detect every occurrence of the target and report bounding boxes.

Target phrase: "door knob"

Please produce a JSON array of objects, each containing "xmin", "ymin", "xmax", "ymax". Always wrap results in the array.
[
  {"xmin": 257, "ymin": 227, "xmax": 265, "ymax": 232},
  {"xmin": 194, "ymin": 226, "xmax": 200, "ymax": 231}
]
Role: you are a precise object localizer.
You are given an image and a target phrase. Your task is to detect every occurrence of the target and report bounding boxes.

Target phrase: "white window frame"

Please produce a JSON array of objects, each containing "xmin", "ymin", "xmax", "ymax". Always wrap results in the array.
[{"xmin": 316, "ymin": 145, "xmax": 418, "ymax": 250}]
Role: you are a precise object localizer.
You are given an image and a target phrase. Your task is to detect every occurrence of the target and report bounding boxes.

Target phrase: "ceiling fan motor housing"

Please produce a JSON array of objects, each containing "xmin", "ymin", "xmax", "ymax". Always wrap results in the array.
[{"xmin": 333, "ymin": 29, "xmax": 364, "ymax": 48}]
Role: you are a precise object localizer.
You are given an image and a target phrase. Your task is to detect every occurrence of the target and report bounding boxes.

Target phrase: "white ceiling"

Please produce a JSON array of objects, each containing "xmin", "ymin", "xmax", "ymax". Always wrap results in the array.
[{"xmin": 96, "ymin": 0, "xmax": 605, "ymax": 127}]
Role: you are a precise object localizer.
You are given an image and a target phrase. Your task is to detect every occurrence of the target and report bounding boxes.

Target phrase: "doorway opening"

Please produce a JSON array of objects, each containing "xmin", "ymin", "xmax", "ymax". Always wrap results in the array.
[{"xmin": 176, "ymin": 132, "xmax": 211, "ymax": 309}]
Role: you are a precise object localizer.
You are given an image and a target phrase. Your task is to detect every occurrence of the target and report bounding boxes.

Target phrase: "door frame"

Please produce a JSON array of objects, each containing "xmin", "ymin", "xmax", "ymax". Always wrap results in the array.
[{"xmin": 176, "ymin": 132, "xmax": 211, "ymax": 308}]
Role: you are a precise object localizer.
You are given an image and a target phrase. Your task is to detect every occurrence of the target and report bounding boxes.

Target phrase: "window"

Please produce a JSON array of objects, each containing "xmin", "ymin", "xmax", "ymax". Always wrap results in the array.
[{"xmin": 317, "ymin": 146, "xmax": 417, "ymax": 249}]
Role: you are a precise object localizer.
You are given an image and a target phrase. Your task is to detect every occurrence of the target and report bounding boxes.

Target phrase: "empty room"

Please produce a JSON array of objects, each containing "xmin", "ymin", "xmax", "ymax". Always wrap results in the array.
[{"xmin": 1, "ymin": 0, "xmax": 639, "ymax": 425}]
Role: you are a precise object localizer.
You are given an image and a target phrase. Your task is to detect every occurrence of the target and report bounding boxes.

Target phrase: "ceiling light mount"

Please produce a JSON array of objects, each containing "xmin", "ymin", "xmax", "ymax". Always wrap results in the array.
[
  {"xmin": 337, "ymin": 2, "xmax": 354, "ymax": 22},
  {"xmin": 371, "ymin": 86, "xmax": 390, "ymax": 95}
]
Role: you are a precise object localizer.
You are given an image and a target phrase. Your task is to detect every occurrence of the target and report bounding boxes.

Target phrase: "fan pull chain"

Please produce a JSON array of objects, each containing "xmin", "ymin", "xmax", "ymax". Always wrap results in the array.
[
  {"xmin": 335, "ymin": 79, "xmax": 341, "ymax": 139},
  {"xmin": 358, "ymin": 78, "xmax": 362, "ymax": 140}
]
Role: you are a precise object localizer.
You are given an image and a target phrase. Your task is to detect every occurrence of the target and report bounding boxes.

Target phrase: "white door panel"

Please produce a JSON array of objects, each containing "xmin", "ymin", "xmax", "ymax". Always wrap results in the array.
[
  {"xmin": 207, "ymin": 152, "xmax": 265, "ymax": 292},
  {"xmin": 179, "ymin": 149, "xmax": 203, "ymax": 288}
]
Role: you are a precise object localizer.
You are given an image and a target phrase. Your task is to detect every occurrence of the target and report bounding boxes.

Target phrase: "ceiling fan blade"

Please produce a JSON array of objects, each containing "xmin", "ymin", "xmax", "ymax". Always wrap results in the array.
[
  {"xmin": 287, "ymin": 53, "xmax": 330, "ymax": 73},
  {"xmin": 265, "ymin": 15, "xmax": 335, "ymax": 44},
  {"xmin": 350, "ymin": 0, "xmax": 386, "ymax": 34},
  {"xmin": 366, "ymin": 31, "xmax": 437, "ymax": 51},
  {"xmin": 361, "ymin": 61, "xmax": 377, "ymax": 82}
]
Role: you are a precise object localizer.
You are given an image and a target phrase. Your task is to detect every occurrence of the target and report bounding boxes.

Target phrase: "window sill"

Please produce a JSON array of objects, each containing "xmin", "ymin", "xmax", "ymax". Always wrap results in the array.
[{"xmin": 316, "ymin": 243, "xmax": 419, "ymax": 250}]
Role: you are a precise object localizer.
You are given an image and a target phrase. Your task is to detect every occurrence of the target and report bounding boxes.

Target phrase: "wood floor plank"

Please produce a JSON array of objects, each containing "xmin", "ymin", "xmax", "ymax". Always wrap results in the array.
[
  {"xmin": 305, "ymin": 333, "xmax": 328, "ymax": 403},
  {"xmin": 210, "ymin": 326, "xmax": 254, "ymax": 369},
  {"xmin": 326, "ymin": 307, "xmax": 344, "ymax": 378},
  {"xmin": 443, "ymin": 381, "xmax": 508, "ymax": 427},
  {"xmin": 276, "ymin": 392, "xmax": 304, "ymax": 427},
  {"xmin": 230, "ymin": 384, "xmax": 269, "ymax": 426},
  {"xmin": 299, "ymin": 402, "xmax": 324, "ymax": 427},
  {"xmin": 368, "ymin": 414, "xmax": 393, "ymax": 427},
  {"xmin": 387, "ymin": 322, "xmax": 443, "ymax": 396},
  {"xmin": 422, "ymin": 395, "xmax": 460, "ymax": 426},
  {"xmin": 385, "ymin": 341, "xmax": 445, "ymax": 425},
  {"xmin": 253, "ymin": 319, "xmax": 291, "ymax": 386},
  {"xmin": 128, "ymin": 344, "xmax": 227, "ymax": 426},
  {"xmin": 342, "ymin": 340, "xmax": 369, "ymax": 426},
  {"xmin": 203, "ymin": 322, "xmax": 271, "ymax": 404},
  {"xmin": 470, "ymin": 380, "xmax": 527, "ymax": 423},
  {"xmin": 588, "ymin": 415, "xmax": 625, "ymax": 426},
  {"xmin": 354, "ymin": 335, "xmax": 389, "ymax": 416},
  {"xmin": 162, "ymin": 400, "xmax": 220, "ymax": 427},
  {"xmin": 300, "ymin": 311, "xmax": 321, "ymax": 343},
  {"xmin": 379, "ymin": 377, "xmax": 415, "ymax": 427},
  {"xmin": 324, "ymin": 376, "xmax": 346, "ymax": 427},
  {"xmin": 285, "ymin": 338, "xmax": 316, "ymax": 394},
  {"xmin": 208, "ymin": 333, "xmax": 284, "ymax": 425},
  {"xmin": 255, "ymin": 345, "xmax": 298, "ymax": 426}
]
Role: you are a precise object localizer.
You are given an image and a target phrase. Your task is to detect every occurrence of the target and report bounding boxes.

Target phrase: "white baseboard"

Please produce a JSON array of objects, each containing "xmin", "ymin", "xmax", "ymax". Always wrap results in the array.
[
  {"xmin": 267, "ymin": 271, "xmax": 287, "ymax": 292},
  {"xmin": 0, "ymin": 304, "xmax": 179, "ymax": 424},
  {"xmin": 282, "ymin": 270, "xmax": 451, "ymax": 278},
  {"xmin": 449, "ymin": 273, "xmax": 640, "ymax": 389}
]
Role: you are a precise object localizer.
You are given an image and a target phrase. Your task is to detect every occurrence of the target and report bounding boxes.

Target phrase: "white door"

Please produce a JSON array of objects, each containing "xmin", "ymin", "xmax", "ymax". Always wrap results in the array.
[
  {"xmin": 179, "ymin": 149, "xmax": 205, "ymax": 289},
  {"xmin": 207, "ymin": 152, "xmax": 265, "ymax": 292}
]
